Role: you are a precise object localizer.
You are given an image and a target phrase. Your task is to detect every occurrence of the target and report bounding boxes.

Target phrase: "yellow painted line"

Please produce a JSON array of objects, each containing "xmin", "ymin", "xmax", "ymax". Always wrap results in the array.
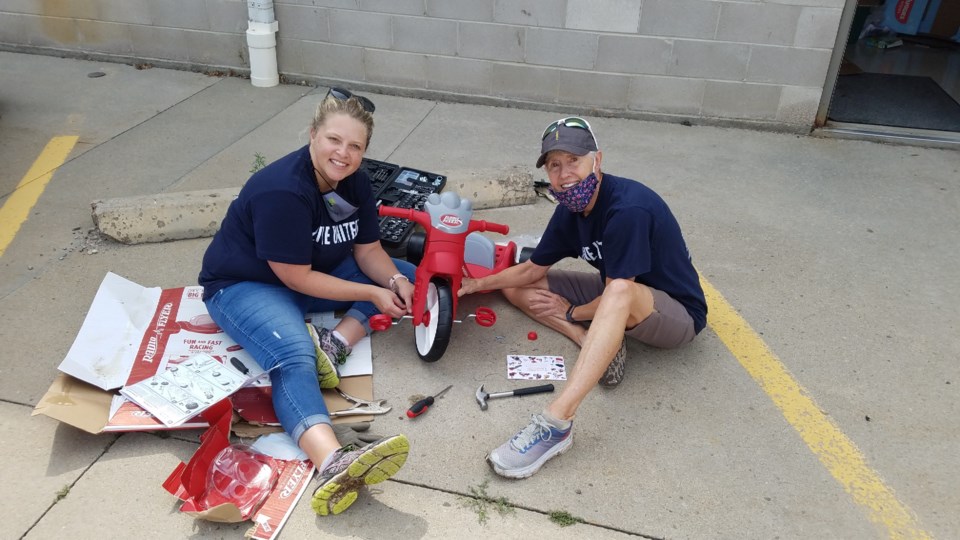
[
  {"xmin": 0, "ymin": 136, "xmax": 79, "ymax": 257},
  {"xmin": 700, "ymin": 275, "xmax": 930, "ymax": 539}
]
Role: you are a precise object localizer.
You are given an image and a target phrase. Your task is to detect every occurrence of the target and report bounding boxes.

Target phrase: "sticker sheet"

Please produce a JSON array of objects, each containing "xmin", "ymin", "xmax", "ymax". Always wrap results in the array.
[{"xmin": 507, "ymin": 355, "xmax": 566, "ymax": 380}]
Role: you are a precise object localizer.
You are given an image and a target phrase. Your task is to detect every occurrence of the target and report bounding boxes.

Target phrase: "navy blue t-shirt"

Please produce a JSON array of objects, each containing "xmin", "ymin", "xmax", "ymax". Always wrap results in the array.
[
  {"xmin": 198, "ymin": 145, "xmax": 380, "ymax": 299},
  {"xmin": 531, "ymin": 174, "xmax": 707, "ymax": 334}
]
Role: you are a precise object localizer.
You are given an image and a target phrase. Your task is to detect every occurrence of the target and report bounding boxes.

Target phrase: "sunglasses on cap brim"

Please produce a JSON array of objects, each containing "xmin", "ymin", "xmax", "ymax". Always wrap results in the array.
[
  {"xmin": 326, "ymin": 87, "xmax": 376, "ymax": 113},
  {"xmin": 541, "ymin": 116, "xmax": 598, "ymax": 146}
]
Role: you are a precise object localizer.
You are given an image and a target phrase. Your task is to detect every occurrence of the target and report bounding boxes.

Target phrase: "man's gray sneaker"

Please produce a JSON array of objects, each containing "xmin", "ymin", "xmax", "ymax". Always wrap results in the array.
[
  {"xmin": 487, "ymin": 414, "xmax": 572, "ymax": 479},
  {"xmin": 598, "ymin": 339, "xmax": 626, "ymax": 388}
]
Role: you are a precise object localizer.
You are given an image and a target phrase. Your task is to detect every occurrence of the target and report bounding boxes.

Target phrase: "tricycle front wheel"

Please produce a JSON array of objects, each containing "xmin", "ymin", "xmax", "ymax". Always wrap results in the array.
[{"xmin": 415, "ymin": 278, "xmax": 453, "ymax": 362}]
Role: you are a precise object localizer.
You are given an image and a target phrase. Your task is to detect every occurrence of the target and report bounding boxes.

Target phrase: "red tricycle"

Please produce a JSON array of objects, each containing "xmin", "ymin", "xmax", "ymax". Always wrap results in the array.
[{"xmin": 372, "ymin": 191, "xmax": 518, "ymax": 361}]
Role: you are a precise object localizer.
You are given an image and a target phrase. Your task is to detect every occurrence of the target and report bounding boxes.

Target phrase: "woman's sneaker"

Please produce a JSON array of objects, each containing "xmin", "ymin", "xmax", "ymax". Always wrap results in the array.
[
  {"xmin": 311, "ymin": 434, "xmax": 410, "ymax": 516},
  {"xmin": 598, "ymin": 339, "xmax": 627, "ymax": 388},
  {"xmin": 307, "ymin": 324, "xmax": 340, "ymax": 389},
  {"xmin": 317, "ymin": 325, "xmax": 352, "ymax": 365},
  {"xmin": 487, "ymin": 414, "xmax": 572, "ymax": 479}
]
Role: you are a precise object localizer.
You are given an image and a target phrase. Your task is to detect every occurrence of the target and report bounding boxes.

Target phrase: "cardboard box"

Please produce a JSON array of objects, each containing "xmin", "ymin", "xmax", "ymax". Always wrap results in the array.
[
  {"xmin": 920, "ymin": 0, "xmax": 960, "ymax": 39},
  {"xmin": 33, "ymin": 272, "xmax": 376, "ymax": 434}
]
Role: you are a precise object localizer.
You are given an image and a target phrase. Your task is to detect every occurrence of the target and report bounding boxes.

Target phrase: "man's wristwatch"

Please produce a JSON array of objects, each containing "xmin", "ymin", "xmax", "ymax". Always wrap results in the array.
[{"xmin": 565, "ymin": 304, "xmax": 577, "ymax": 323}]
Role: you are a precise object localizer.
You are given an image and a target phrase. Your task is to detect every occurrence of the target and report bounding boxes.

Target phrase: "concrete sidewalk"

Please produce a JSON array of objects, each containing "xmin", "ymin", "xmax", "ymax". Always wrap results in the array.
[{"xmin": 2, "ymin": 51, "xmax": 958, "ymax": 539}]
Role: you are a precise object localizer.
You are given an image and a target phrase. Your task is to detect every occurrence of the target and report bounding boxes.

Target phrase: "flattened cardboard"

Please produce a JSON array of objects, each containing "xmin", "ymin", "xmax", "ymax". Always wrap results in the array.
[{"xmin": 35, "ymin": 272, "xmax": 377, "ymax": 433}]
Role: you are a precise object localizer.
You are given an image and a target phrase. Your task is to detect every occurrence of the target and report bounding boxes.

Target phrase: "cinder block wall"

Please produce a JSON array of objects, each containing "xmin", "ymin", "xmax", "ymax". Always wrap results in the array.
[{"xmin": 0, "ymin": 0, "xmax": 845, "ymax": 131}]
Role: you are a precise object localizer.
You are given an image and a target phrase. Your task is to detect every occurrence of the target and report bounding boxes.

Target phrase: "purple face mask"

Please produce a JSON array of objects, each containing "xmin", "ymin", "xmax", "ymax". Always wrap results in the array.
[{"xmin": 549, "ymin": 172, "xmax": 599, "ymax": 213}]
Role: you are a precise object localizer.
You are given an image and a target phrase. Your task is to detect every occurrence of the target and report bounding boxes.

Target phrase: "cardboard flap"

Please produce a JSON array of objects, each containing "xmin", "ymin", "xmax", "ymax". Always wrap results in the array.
[
  {"xmin": 32, "ymin": 373, "xmax": 112, "ymax": 434},
  {"xmin": 58, "ymin": 272, "xmax": 160, "ymax": 390}
]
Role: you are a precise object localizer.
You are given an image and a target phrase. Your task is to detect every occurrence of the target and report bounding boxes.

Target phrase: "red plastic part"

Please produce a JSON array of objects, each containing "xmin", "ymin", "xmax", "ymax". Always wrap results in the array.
[
  {"xmin": 474, "ymin": 307, "xmax": 496, "ymax": 327},
  {"xmin": 369, "ymin": 314, "xmax": 392, "ymax": 332},
  {"xmin": 528, "ymin": 331, "xmax": 538, "ymax": 340}
]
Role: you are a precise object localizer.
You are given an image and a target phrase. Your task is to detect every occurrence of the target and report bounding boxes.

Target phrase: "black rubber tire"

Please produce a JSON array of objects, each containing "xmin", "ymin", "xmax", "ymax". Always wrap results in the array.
[
  {"xmin": 518, "ymin": 246, "xmax": 536, "ymax": 264},
  {"xmin": 415, "ymin": 278, "xmax": 453, "ymax": 362},
  {"xmin": 406, "ymin": 231, "xmax": 426, "ymax": 266}
]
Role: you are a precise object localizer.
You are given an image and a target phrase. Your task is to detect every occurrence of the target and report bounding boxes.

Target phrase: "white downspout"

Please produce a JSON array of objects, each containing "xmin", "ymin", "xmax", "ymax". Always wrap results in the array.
[{"xmin": 246, "ymin": 0, "xmax": 279, "ymax": 88}]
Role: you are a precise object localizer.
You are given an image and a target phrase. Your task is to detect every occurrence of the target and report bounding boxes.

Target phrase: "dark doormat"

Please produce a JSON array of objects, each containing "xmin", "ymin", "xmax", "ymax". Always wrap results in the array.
[{"xmin": 828, "ymin": 73, "xmax": 960, "ymax": 132}]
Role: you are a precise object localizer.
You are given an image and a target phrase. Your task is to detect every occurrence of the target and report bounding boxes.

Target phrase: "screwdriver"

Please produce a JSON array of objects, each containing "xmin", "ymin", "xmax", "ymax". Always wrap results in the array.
[{"xmin": 407, "ymin": 385, "xmax": 453, "ymax": 418}]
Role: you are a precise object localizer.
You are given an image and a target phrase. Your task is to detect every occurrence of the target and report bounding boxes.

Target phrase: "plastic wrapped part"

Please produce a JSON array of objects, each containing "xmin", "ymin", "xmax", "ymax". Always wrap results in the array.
[{"xmin": 199, "ymin": 444, "xmax": 279, "ymax": 518}]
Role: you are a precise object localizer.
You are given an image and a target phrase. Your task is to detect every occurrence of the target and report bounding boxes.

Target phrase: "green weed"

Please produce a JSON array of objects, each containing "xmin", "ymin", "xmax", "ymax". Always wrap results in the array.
[
  {"xmin": 54, "ymin": 484, "xmax": 70, "ymax": 503},
  {"xmin": 548, "ymin": 510, "xmax": 584, "ymax": 527},
  {"xmin": 458, "ymin": 479, "xmax": 515, "ymax": 525},
  {"xmin": 250, "ymin": 152, "xmax": 267, "ymax": 174}
]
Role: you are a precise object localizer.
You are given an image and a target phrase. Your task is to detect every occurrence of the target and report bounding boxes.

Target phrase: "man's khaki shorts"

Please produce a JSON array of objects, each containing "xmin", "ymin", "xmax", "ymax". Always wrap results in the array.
[{"xmin": 546, "ymin": 269, "xmax": 695, "ymax": 349}]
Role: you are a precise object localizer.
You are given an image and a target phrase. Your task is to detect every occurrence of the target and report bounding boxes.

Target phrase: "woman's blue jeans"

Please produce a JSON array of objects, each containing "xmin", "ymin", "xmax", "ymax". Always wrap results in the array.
[{"xmin": 204, "ymin": 256, "xmax": 415, "ymax": 444}]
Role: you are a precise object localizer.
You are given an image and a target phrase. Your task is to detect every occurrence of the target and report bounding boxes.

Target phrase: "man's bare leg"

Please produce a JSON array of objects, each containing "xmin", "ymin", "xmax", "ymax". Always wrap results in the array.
[
  {"xmin": 503, "ymin": 278, "xmax": 588, "ymax": 346},
  {"xmin": 546, "ymin": 279, "xmax": 654, "ymax": 420}
]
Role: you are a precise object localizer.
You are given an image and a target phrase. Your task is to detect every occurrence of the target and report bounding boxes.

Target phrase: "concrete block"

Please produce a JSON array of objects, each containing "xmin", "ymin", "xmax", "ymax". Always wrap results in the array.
[
  {"xmin": 0, "ymin": 0, "xmax": 44, "ymax": 15},
  {"xmin": 364, "ymin": 49, "xmax": 428, "ymax": 88},
  {"xmin": 638, "ymin": 0, "xmax": 720, "ymax": 39},
  {"xmin": 28, "ymin": 16, "xmax": 78, "ymax": 48},
  {"xmin": 747, "ymin": 46, "xmax": 831, "ymax": 87},
  {"xmin": 329, "ymin": 9, "xmax": 392, "ymax": 48},
  {"xmin": 777, "ymin": 85, "xmax": 821, "ymax": 126},
  {"xmin": 146, "ymin": 0, "xmax": 212, "ymax": 31},
  {"xmin": 596, "ymin": 35, "xmax": 672, "ymax": 75},
  {"xmin": 491, "ymin": 63, "xmax": 559, "ymax": 103},
  {"xmin": 794, "ymin": 7, "xmax": 842, "ymax": 49},
  {"xmin": 628, "ymin": 75, "xmax": 705, "ymax": 115},
  {"xmin": 275, "ymin": 4, "xmax": 330, "ymax": 41},
  {"xmin": 494, "ymin": 0, "xmax": 566, "ymax": 28},
  {"xmin": 458, "ymin": 22, "xmax": 525, "ymax": 62},
  {"xmin": 558, "ymin": 70, "xmax": 630, "ymax": 109},
  {"xmin": 0, "ymin": 12, "xmax": 29, "ymax": 43},
  {"xmin": 566, "ymin": 0, "xmax": 641, "ymax": 33},
  {"xmin": 359, "ymin": 0, "xmax": 425, "ymax": 15},
  {"xmin": 447, "ymin": 168, "xmax": 537, "ymax": 210},
  {"xmin": 426, "ymin": 55, "xmax": 494, "ymax": 94},
  {"xmin": 186, "ymin": 30, "xmax": 246, "ymax": 67},
  {"xmin": 96, "ymin": 0, "xmax": 153, "ymax": 25},
  {"xmin": 525, "ymin": 27, "xmax": 598, "ymax": 70},
  {"xmin": 206, "ymin": 0, "xmax": 247, "ymax": 33},
  {"xmin": 129, "ymin": 25, "xmax": 192, "ymax": 62},
  {"xmin": 282, "ymin": 0, "xmax": 354, "ymax": 7},
  {"xmin": 276, "ymin": 36, "xmax": 304, "ymax": 74},
  {"xmin": 90, "ymin": 173, "xmax": 533, "ymax": 245},
  {"xmin": 393, "ymin": 15, "xmax": 458, "ymax": 55},
  {"xmin": 668, "ymin": 39, "xmax": 749, "ymax": 81},
  {"xmin": 702, "ymin": 80, "xmax": 781, "ymax": 120},
  {"xmin": 426, "ymin": 0, "xmax": 494, "ymax": 22},
  {"xmin": 717, "ymin": 2, "xmax": 801, "ymax": 46},
  {"xmin": 76, "ymin": 20, "xmax": 134, "ymax": 55},
  {"xmin": 302, "ymin": 41, "xmax": 365, "ymax": 80},
  {"xmin": 92, "ymin": 188, "xmax": 238, "ymax": 244},
  {"xmin": 767, "ymin": 0, "xmax": 844, "ymax": 7}
]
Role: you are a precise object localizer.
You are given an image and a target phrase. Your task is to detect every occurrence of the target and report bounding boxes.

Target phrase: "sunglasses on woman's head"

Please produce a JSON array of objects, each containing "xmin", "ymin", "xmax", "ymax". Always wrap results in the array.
[
  {"xmin": 326, "ymin": 87, "xmax": 376, "ymax": 113},
  {"xmin": 541, "ymin": 116, "xmax": 598, "ymax": 146}
]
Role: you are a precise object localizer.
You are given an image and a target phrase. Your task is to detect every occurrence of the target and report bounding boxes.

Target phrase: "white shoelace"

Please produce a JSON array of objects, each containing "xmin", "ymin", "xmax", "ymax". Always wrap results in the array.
[{"xmin": 509, "ymin": 414, "xmax": 554, "ymax": 452}]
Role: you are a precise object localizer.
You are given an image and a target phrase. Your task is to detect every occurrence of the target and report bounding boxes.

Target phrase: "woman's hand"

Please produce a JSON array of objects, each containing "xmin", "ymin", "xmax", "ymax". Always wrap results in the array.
[
  {"xmin": 528, "ymin": 289, "xmax": 570, "ymax": 319},
  {"xmin": 394, "ymin": 278, "xmax": 415, "ymax": 314},
  {"xmin": 370, "ymin": 287, "xmax": 408, "ymax": 319}
]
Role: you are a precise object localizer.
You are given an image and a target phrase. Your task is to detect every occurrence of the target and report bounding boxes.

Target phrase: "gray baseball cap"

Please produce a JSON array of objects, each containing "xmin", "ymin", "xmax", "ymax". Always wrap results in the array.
[{"xmin": 536, "ymin": 119, "xmax": 599, "ymax": 168}]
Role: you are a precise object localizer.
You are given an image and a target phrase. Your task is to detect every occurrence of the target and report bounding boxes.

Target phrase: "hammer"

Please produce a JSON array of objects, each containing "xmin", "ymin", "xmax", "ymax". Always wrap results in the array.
[{"xmin": 475, "ymin": 383, "xmax": 555, "ymax": 411}]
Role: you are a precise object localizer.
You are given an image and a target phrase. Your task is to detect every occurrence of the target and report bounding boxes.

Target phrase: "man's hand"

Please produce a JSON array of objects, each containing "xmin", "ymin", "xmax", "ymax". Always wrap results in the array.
[
  {"xmin": 528, "ymin": 289, "xmax": 571, "ymax": 319},
  {"xmin": 458, "ymin": 277, "xmax": 481, "ymax": 298}
]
